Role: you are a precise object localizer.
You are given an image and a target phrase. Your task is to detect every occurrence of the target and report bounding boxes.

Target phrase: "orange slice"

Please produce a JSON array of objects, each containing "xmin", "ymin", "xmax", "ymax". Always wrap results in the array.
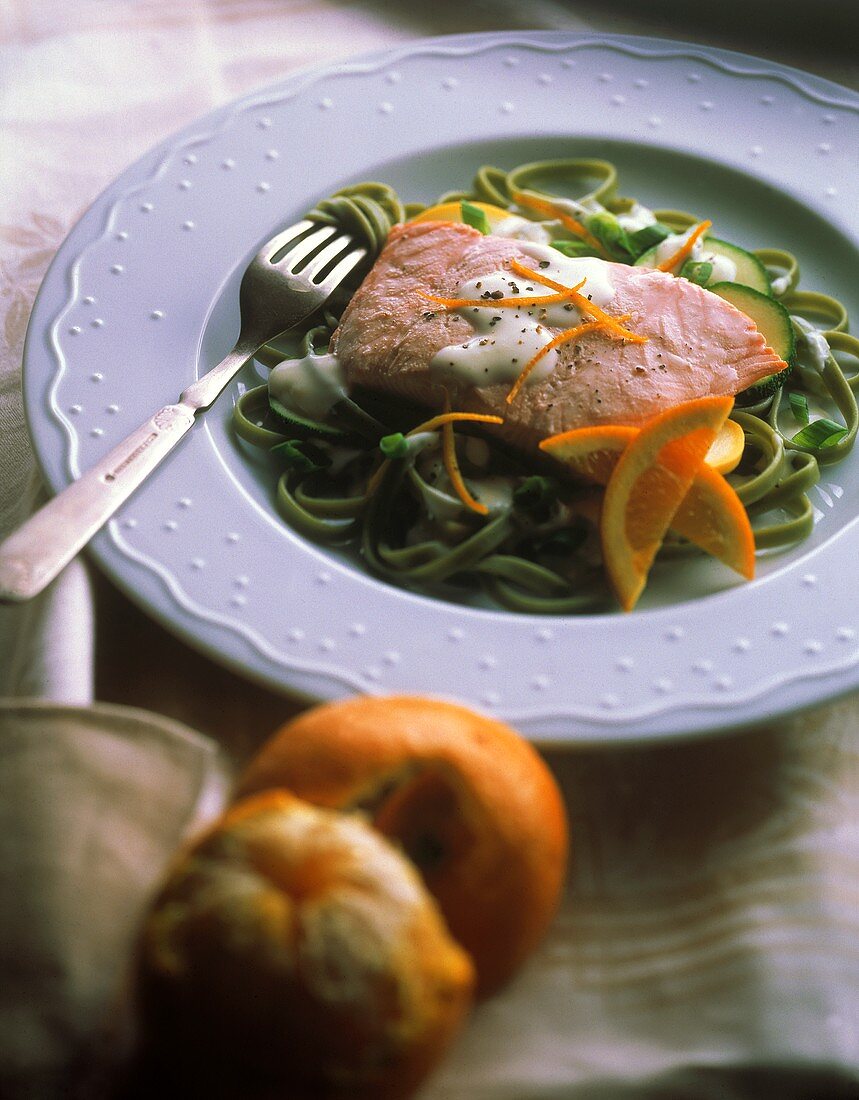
[
  {"xmin": 671, "ymin": 463, "xmax": 755, "ymax": 579},
  {"xmin": 541, "ymin": 420, "xmax": 754, "ymax": 581},
  {"xmin": 409, "ymin": 200, "xmax": 512, "ymax": 229},
  {"xmin": 703, "ymin": 417, "xmax": 745, "ymax": 474},
  {"xmin": 599, "ymin": 396, "xmax": 733, "ymax": 611},
  {"xmin": 540, "ymin": 420, "xmax": 743, "ymax": 480},
  {"xmin": 539, "ymin": 424, "xmax": 636, "ymax": 483}
]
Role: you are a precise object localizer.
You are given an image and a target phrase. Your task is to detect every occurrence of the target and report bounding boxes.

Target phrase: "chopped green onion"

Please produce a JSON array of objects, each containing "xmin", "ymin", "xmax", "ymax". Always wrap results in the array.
[
  {"xmin": 788, "ymin": 392, "xmax": 810, "ymax": 426},
  {"xmin": 791, "ymin": 418, "xmax": 848, "ymax": 449},
  {"xmin": 680, "ymin": 259, "xmax": 713, "ymax": 287},
  {"xmin": 380, "ymin": 432, "xmax": 409, "ymax": 458},
  {"xmin": 271, "ymin": 438, "xmax": 332, "ymax": 472},
  {"xmin": 586, "ymin": 211, "xmax": 634, "ymax": 260},
  {"xmin": 460, "ymin": 200, "xmax": 490, "ymax": 235},
  {"xmin": 628, "ymin": 222, "xmax": 671, "ymax": 256},
  {"xmin": 552, "ymin": 239, "xmax": 600, "ymax": 258}
]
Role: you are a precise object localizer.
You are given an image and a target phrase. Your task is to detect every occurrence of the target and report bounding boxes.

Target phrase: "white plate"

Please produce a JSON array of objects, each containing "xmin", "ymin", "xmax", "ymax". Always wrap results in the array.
[{"xmin": 23, "ymin": 32, "xmax": 859, "ymax": 744}]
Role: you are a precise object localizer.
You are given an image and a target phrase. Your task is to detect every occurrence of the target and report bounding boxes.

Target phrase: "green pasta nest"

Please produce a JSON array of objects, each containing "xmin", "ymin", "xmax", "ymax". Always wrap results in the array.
[{"xmin": 232, "ymin": 164, "xmax": 858, "ymax": 613}]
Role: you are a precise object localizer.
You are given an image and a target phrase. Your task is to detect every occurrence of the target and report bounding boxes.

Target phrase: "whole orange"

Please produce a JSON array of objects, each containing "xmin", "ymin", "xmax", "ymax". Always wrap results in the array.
[{"xmin": 238, "ymin": 696, "xmax": 569, "ymax": 996}]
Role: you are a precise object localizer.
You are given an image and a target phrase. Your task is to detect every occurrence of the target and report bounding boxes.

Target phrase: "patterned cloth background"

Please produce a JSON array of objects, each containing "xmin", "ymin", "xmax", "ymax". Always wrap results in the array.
[{"xmin": 2, "ymin": 3, "xmax": 859, "ymax": 1097}]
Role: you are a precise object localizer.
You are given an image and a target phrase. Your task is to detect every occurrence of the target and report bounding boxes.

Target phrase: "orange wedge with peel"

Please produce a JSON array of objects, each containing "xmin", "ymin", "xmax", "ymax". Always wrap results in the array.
[
  {"xmin": 541, "ymin": 413, "xmax": 754, "ymax": 589},
  {"xmin": 541, "ymin": 419, "xmax": 755, "ymax": 583},
  {"xmin": 540, "ymin": 424, "xmax": 634, "ymax": 483},
  {"xmin": 599, "ymin": 396, "xmax": 734, "ymax": 611},
  {"xmin": 540, "ymin": 419, "xmax": 744, "ymax": 480},
  {"xmin": 670, "ymin": 463, "xmax": 755, "ymax": 580}
]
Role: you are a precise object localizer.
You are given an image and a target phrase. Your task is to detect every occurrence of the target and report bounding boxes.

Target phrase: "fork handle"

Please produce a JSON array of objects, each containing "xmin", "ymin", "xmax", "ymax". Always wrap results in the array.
[
  {"xmin": 0, "ymin": 334, "xmax": 263, "ymax": 603},
  {"xmin": 0, "ymin": 403, "xmax": 198, "ymax": 602}
]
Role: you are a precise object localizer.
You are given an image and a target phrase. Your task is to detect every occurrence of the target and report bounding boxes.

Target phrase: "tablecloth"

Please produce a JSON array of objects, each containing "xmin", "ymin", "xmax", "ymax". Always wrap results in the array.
[{"xmin": 3, "ymin": 2, "xmax": 859, "ymax": 1097}]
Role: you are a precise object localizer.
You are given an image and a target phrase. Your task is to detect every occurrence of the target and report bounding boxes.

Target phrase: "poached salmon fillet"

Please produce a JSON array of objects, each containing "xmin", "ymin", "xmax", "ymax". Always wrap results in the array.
[{"xmin": 331, "ymin": 222, "xmax": 787, "ymax": 452}]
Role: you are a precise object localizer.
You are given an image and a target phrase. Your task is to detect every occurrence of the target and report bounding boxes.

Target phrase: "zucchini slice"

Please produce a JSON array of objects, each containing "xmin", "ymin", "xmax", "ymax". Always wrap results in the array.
[
  {"xmin": 699, "ymin": 239, "xmax": 772, "ymax": 294},
  {"xmin": 708, "ymin": 282, "xmax": 795, "ymax": 405},
  {"xmin": 635, "ymin": 236, "xmax": 772, "ymax": 295},
  {"xmin": 268, "ymin": 394, "xmax": 352, "ymax": 440}
]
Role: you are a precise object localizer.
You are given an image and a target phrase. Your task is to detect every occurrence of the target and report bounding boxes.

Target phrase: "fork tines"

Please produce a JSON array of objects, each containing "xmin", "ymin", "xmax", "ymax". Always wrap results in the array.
[{"xmin": 263, "ymin": 219, "xmax": 366, "ymax": 288}]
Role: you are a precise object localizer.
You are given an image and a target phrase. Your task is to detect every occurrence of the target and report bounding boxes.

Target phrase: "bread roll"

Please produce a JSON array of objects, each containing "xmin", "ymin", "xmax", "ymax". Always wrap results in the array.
[
  {"xmin": 138, "ymin": 790, "xmax": 474, "ymax": 1099},
  {"xmin": 238, "ymin": 696, "xmax": 568, "ymax": 995}
]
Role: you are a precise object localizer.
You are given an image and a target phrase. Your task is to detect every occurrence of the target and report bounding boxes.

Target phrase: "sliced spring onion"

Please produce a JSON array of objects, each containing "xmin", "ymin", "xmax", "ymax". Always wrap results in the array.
[
  {"xmin": 379, "ymin": 432, "xmax": 409, "ymax": 458},
  {"xmin": 460, "ymin": 200, "xmax": 490, "ymax": 235},
  {"xmin": 788, "ymin": 392, "xmax": 810, "ymax": 426},
  {"xmin": 585, "ymin": 211, "xmax": 633, "ymax": 260},
  {"xmin": 628, "ymin": 222, "xmax": 671, "ymax": 255},
  {"xmin": 552, "ymin": 239, "xmax": 601, "ymax": 258},
  {"xmin": 680, "ymin": 259, "xmax": 713, "ymax": 287},
  {"xmin": 791, "ymin": 418, "xmax": 849, "ymax": 449}
]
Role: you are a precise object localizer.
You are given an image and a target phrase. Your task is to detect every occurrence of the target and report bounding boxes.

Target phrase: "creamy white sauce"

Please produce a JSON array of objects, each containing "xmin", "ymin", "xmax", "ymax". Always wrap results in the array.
[
  {"xmin": 506, "ymin": 195, "xmax": 659, "ymax": 255},
  {"xmin": 468, "ymin": 475, "xmax": 516, "ymax": 513},
  {"xmin": 654, "ymin": 227, "xmax": 737, "ymax": 282},
  {"xmin": 509, "ymin": 194, "xmax": 601, "ymax": 240},
  {"xmin": 654, "ymin": 228, "xmax": 700, "ymax": 267},
  {"xmin": 430, "ymin": 244, "xmax": 616, "ymax": 390},
  {"xmin": 518, "ymin": 242, "xmax": 616, "ymax": 310},
  {"xmin": 417, "ymin": 472, "xmax": 467, "ymax": 523},
  {"xmin": 704, "ymin": 252, "xmax": 737, "ymax": 283},
  {"xmin": 268, "ymin": 350, "xmax": 346, "ymax": 419},
  {"xmin": 792, "ymin": 315, "xmax": 830, "ymax": 372},
  {"xmin": 430, "ymin": 288, "xmax": 558, "ymax": 388},
  {"xmin": 616, "ymin": 202, "xmax": 657, "ymax": 232},
  {"xmin": 416, "ymin": 463, "xmax": 515, "ymax": 519},
  {"xmin": 464, "ymin": 435, "xmax": 491, "ymax": 468},
  {"xmin": 526, "ymin": 195, "xmax": 658, "ymax": 234},
  {"xmin": 771, "ymin": 273, "xmax": 791, "ymax": 297},
  {"xmin": 547, "ymin": 195, "xmax": 603, "ymax": 220},
  {"xmin": 492, "ymin": 215, "xmax": 552, "ymax": 243}
]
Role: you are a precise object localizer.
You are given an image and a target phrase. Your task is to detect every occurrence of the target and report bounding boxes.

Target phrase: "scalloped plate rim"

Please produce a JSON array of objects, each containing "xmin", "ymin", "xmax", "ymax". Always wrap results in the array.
[{"xmin": 21, "ymin": 31, "xmax": 859, "ymax": 744}]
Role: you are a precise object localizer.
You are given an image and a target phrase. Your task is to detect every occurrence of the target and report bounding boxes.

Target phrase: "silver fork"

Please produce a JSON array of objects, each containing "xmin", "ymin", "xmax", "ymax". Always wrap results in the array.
[{"xmin": 0, "ymin": 220, "xmax": 366, "ymax": 602}]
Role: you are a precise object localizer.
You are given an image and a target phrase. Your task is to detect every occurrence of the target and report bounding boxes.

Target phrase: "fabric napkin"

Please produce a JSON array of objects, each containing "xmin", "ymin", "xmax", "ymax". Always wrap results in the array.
[
  {"xmin": 3, "ymin": 3, "xmax": 859, "ymax": 1099},
  {"xmin": 0, "ymin": 700, "xmax": 230, "ymax": 1099},
  {"xmin": 426, "ymin": 699, "xmax": 859, "ymax": 1097}
]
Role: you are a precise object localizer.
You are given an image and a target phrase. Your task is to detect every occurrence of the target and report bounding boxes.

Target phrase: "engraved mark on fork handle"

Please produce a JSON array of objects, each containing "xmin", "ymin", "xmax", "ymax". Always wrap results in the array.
[
  {"xmin": 103, "ymin": 431, "xmax": 159, "ymax": 482},
  {"xmin": 101, "ymin": 406, "xmax": 193, "ymax": 483}
]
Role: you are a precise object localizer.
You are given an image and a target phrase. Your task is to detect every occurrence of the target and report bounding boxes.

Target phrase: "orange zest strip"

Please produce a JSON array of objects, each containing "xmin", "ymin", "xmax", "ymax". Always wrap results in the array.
[
  {"xmin": 656, "ymin": 219, "xmax": 712, "ymax": 273},
  {"xmin": 506, "ymin": 321, "xmax": 615, "ymax": 404},
  {"xmin": 366, "ymin": 458, "xmax": 392, "ymax": 498},
  {"xmin": 365, "ymin": 411, "xmax": 504, "ymax": 501},
  {"xmin": 442, "ymin": 419, "xmax": 487, "ymax": 515},
  {"xmin": 511, "ymin": 190, "xmax": 608, "ymax": 255},
  {"xmin": 509, "ymin": 260, "xmax": 648, "ymax": 344},
  {"xmin": 439, "ymin": 399, "xmax": 499, "ymax": 516},
  {"xmin": 420, "ymin": 287, "xmax": 582, "ymax": 311},
  {"xmin": 407, "ymin": 411, "xmax": 504, "ymax": 436}
]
